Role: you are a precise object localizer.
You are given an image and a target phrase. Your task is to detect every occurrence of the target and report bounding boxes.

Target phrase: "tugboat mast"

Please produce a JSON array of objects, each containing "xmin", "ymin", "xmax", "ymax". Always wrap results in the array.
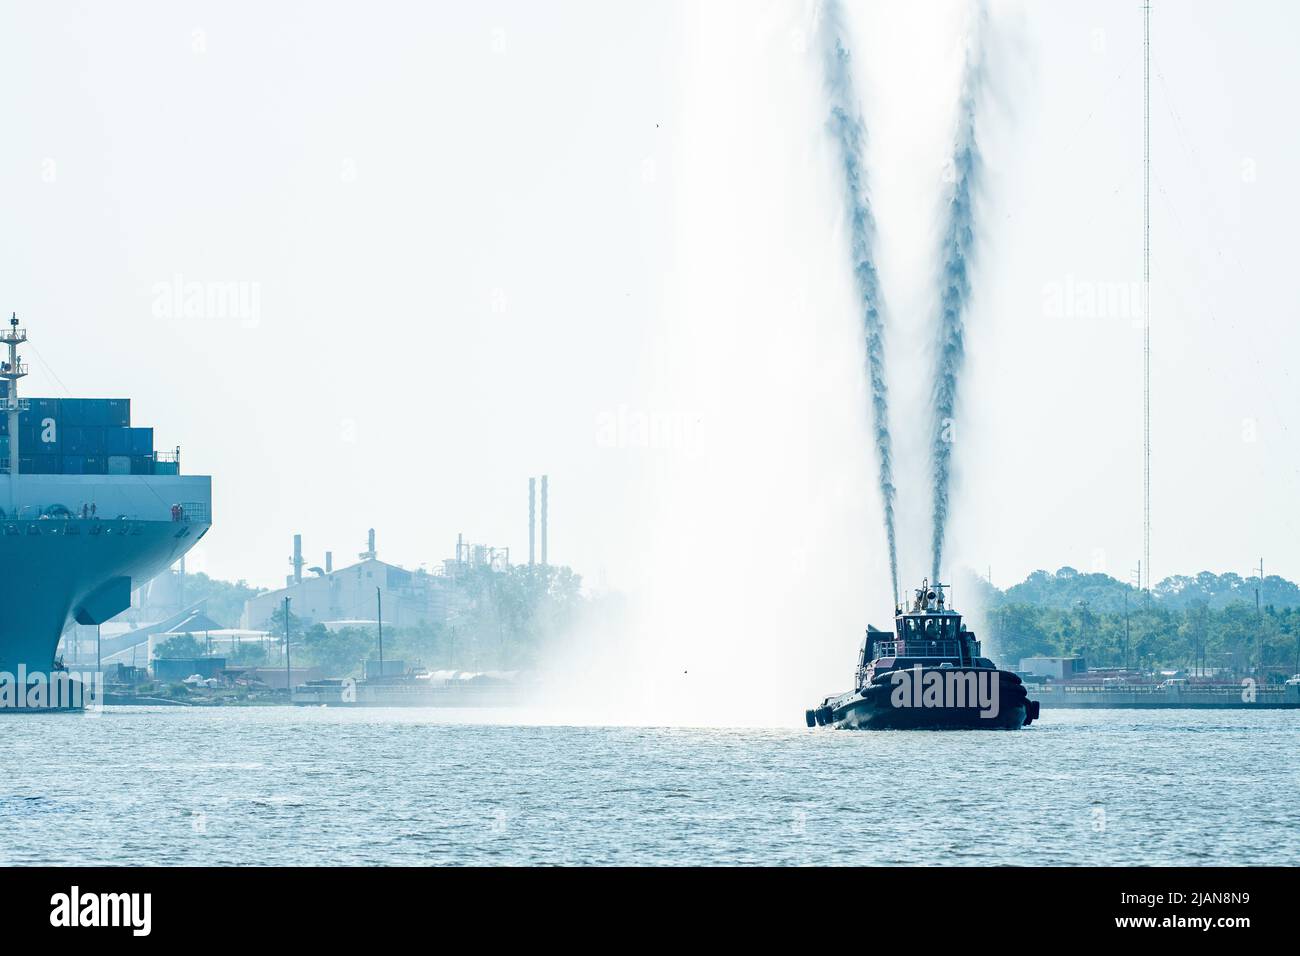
[
  {"xmin": 912, "ymin": 578, "xmax": 948, "ymax": 613},
  {"xmin": 0, "ymin": 313, "xmax": 29, "ymax": 478}
]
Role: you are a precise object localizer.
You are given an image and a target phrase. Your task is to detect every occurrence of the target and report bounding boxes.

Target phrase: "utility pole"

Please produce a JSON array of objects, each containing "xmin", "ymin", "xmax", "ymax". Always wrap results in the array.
[
  {"xmin": 376, "ymin": 587, "xmax": 384, "ymax": 677},
  {"xmin": 1123, "ymin": 589, "xmax": 1131, "ymax": 673},
  {"xmin": 283, "ymin": 596, "xmax": 291, "ymax": 699},
  {"xmin": 1128, "ymin": 561, "xmax": 1142, "ymax": 672},
  {"xmin": 1254, "ymin": 557, "xmax": 1264, "ymax": 678}
]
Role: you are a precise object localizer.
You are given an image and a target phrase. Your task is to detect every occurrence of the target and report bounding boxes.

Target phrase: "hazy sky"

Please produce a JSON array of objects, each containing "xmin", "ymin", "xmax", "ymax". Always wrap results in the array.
[{"xmin": 2, "ymin": 0, "xmax": 1296, "ymax": 606}]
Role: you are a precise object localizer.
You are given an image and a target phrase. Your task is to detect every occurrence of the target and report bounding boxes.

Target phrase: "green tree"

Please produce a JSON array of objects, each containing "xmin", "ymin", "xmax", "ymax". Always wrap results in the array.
[{"xmin": 153, "ymin": 633, "xmax": 204, "ymax": 658}]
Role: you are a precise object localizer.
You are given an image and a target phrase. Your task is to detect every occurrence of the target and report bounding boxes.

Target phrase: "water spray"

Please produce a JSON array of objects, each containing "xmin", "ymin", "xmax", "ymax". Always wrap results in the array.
[
  {"xmin": 819, "ymin": 0, "xmax": 900, "ymax": 600},
  {"xmin": 930, "ymin": 5, "xmax": 985, "ymax": 581}
]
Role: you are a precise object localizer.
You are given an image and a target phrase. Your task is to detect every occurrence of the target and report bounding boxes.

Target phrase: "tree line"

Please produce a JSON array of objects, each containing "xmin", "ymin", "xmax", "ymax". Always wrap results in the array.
[
  {"xmin": 158, "ymin": 563, "xmax": 587, "ymax": 678},
  {"xmin": 961, "ymin": 567, "xmax": 1300, "ymax": 678}
]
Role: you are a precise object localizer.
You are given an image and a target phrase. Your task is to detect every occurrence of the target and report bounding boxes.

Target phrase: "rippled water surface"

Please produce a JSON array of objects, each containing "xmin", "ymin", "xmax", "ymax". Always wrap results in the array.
[{"xmin": 4, "ymin": 707, "xmax": 1297, "ymax": 865}]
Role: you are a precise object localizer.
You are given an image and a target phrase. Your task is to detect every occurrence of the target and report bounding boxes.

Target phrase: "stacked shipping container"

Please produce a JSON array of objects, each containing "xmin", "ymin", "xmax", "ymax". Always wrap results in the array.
[{"xmin": 0, "ymin": 384, "xmax": 163, "ymax": 475}]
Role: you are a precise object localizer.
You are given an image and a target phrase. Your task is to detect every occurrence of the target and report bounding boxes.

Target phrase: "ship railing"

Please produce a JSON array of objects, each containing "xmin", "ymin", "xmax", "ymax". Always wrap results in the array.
[
  {"xmin": 874, "ymin": 640, "xmax": 965, "ymax": 660},
  {"xmin": 0, "ymin": 502, "xmax": 212, "ymax": 523},
  {"xmin": 178, "ymin": 501, "xmax": 211, "ymax": 524}
]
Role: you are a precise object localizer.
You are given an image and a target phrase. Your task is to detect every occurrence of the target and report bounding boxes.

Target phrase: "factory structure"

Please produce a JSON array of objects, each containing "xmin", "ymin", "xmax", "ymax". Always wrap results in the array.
[{"xmin": 240, "ymin": 475, "xmax": 552, "ymax": 632}]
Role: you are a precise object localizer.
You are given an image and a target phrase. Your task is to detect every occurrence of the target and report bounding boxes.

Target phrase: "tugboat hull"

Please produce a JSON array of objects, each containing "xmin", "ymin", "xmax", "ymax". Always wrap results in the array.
[
  {"xmin": 833, "ymin": 693, "xmax": 1028, "ymax": 730},
  {"xmin": 809, "ymin": 668, "xmax": 1039, "ymax": 730}
]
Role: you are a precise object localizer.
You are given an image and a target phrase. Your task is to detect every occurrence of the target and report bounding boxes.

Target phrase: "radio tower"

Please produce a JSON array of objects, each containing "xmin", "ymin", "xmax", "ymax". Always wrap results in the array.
[{"xmin": 1142, "ymin": 1, "xmax": 1151, "ymax": 598}]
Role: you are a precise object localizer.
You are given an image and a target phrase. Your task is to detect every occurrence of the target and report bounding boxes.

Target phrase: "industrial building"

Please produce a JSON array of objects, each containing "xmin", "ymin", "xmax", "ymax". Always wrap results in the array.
[
  {"xmin": 241, "ymin": 534, "xmax": 449, "ymax": 630},
  {"xmin": 1018, "ymin": 656, "xmax": 1088, "ymax": 681},
  {"xmin": 241, "ymin": 476, "xmax": 552, "ymax": 631},
  {"xmin": 241, "ymin": 531, "xmax": 497, "ymax": 631}
]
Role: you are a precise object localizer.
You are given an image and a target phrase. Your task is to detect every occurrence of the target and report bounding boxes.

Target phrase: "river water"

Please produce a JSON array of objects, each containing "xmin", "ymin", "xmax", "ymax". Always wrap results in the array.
[{"xmin": 4, "ymin": 707, "xmax": 1297, "ymax": 865}]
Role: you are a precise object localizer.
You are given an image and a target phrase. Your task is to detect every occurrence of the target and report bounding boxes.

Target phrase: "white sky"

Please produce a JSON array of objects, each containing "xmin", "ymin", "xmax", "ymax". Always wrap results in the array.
[{"xmin": 2, "ymin": 0, "xmax": 1296, "ymax": 604}]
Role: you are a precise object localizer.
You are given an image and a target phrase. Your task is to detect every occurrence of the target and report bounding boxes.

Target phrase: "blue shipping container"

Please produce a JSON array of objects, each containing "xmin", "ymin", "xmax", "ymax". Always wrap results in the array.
[
  {"xmin": 129, "ymin": 427, "xmax": 153, "ymax": 455},
  {"xmin": 61, "ymin": 426, "xmax": 83, "ymax": 454},
  {"xmin": 62, "ymin": 455, "xmax": 85, "ymax": 474},
  {"xmin": 105, "ymin": 428, "xmax": 130, "ymax": 455},
  {"xmin": 130, "ymin": 455, "xmax": 154, "ymax": 475},
  {"xmin": 66, "ymin": 426, "xmax": 106, "ymax": 455},
  {"xmin": 107, "ymin": 399, "xmax": 130, "ymax": 427},
  {"xmin": 60, "ymin": 398, "xmax": 83, "ymax": 425},
  {"xmin": 81, "ymin": 400, "xmax": 108, "ymax": 427},
  {"xmin": 17, "ymin": 407, "xmax": 60, "ymax": 443},
  {"xmin": 82, "ymin": 456, "xmax": 106, "ymax": 475},
  {"xmin": 19, "ymin": 425, "xmax": 59, "ymax": 453},
  {"xmin": 20, "ymin": 454, "xmax": 60, "ymax": 474},
  {"xmin": 29, "ymin": 398, "xmax": 60, "ymax": 420}
]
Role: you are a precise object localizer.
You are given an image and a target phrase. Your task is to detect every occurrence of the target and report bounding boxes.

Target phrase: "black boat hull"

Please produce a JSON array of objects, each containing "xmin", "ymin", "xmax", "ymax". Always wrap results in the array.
[
  {"xmin": 833, "ymin": 695, "xmax": 1028, "ymax": 730},
  {"xmin": 810, "ymin": 667, "xmax": 1039, "ymax": 730}
]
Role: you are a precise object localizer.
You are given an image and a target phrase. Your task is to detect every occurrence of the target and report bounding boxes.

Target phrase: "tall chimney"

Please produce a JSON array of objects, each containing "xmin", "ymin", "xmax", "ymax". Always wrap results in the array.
[
  {"xmin": 325, "ymin": 551, "xmax": 333, "ymax": 574},
  {"xmin": 540, "ymin": 474, "xmax": 549, "ymax": 566},
  {"xmin": 369, "ymin": 528, "xmax": 376, "ymax": 557},
  {"xmin": 529, "ymin": 477, "xmax": 536, "ymax": 566},
  {"xmin": 293, "ymin": 534, "xmax": 304, "ymax": 584}
]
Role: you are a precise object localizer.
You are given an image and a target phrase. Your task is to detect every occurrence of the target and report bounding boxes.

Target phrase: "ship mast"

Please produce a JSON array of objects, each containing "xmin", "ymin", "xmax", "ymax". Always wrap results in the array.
[{"xmin": 0, "ymin": 313, "xmax": 29, "ymax": 478}]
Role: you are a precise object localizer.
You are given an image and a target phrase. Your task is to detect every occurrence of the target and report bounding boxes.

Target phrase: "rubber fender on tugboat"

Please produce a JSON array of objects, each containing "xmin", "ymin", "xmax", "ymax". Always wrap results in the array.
[
  {"xmin": 817, "ymin": 706, "xmax": 834, "ymax": 726},
  {"xmin": 805, "ymin": 709, "xmax": 817, "ymax": 728}
]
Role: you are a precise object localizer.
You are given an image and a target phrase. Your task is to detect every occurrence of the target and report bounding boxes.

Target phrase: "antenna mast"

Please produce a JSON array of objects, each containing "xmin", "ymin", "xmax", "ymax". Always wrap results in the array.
[
  {"xmin": 0, "ymin": 313, "xmax": 29, "ymax": 477},
  {"xmin": 1142, "ymin": 1, "xmax": 1151, "ymax": 596}
]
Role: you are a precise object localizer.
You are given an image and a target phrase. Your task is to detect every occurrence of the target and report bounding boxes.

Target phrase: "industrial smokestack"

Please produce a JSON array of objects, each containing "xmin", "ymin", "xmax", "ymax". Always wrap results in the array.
[
  {"xmin": 325, "ymin": 551, "xmax": 333, "ymax": 574},
  {"xmin": 360, "ymin": 528, "xmax": 376, "ymax": 561},
  {"xmin": 529, "ymin": 477, "xmax": 536, "ymax": 566},
  {"xmin": 293, "ymin": 534, "xmax": 304, "ymax": 584},
  {"xmin": 540, "ymin": 475, "xmax": 549, "ymax": 566}
]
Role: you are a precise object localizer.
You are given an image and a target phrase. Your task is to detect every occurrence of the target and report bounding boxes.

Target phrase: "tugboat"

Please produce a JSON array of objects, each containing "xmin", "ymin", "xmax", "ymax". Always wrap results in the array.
[{"xmin": 806, "ymin": 579, "xmax": 1040, "ymax": 730}]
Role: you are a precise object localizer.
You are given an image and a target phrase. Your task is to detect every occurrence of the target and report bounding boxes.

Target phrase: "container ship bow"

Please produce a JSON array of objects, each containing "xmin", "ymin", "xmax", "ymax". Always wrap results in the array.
[
  {"xmin": 0, "ymin": 315, "xmax": 211, "ymax": 696},
  {"xmin": 807, "ymin": 579, "xmax": 1040, "ymax": 730}
]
